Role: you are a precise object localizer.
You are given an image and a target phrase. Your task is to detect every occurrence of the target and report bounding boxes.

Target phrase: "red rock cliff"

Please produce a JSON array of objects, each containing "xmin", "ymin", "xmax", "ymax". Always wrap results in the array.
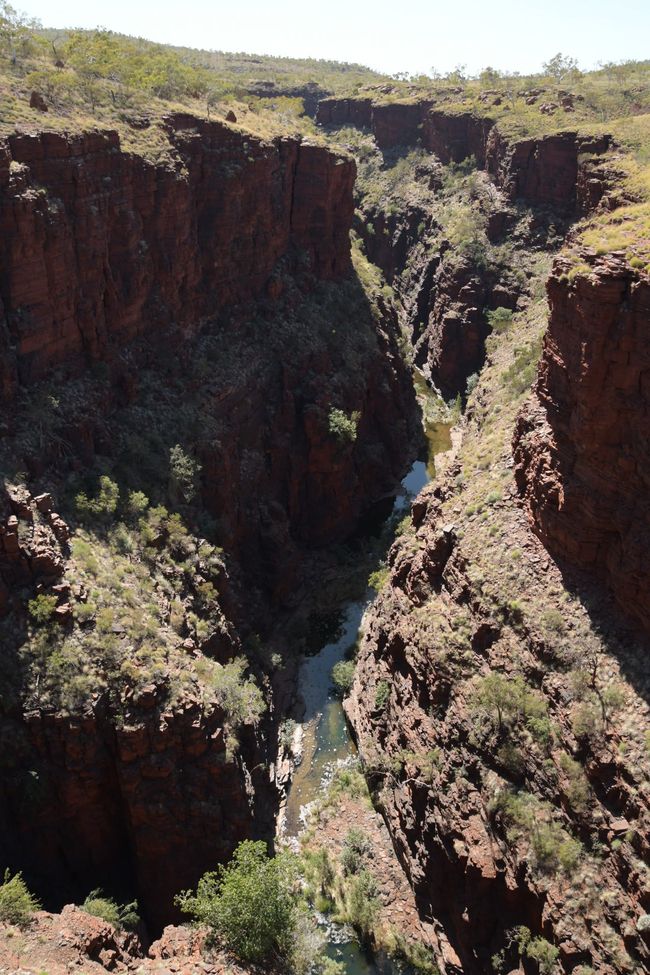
[
  {"xmin": 514, "ymin": 253, "xmax": 650, "ymax": 634},
  {"xmin": 0, "ymin": 115, "xmax": 354, "ymax": 391}
]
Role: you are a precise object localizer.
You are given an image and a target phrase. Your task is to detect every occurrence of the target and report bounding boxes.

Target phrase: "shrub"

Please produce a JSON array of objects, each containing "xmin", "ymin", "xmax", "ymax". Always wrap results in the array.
[
  {"xmin": 559, "ymin": 753, "xmax": 591, "ymax": 815},
  {"xmin": 374, "ymin": 680, "xmax": 391, "ymax": 712},
  {"xmin": 327, "ymin": 408, "xmax": 360, "ymax": 444},
  {"xmin": 486, "ymin": 307, "xmax": 513, "ymax": 334},
  {"xmin": 75, "ymin": 475, "xmax": 119, "ymax": 522},
  {"xmin": 209, "ymin": 658, "xmax": 266, "ymax": 728},
  {"xmin": 331, "ymin": 660, "xmax": 355, "ymax": 697},
  {"xmin": 525, "ymin": 935, "xmax": 560, "ymax": 974},
  {"xmin": 176, "ymin": 840, "xmax": 298, "ymax": 965},
  {"xmin": 346, "ymin": 869, "xmax": 379, "ymax": 938},
  {"xmin": 27, "ymin": 593, "xmax": 58, "ymax": 625},
  {"xmin": 466, "ymin": 372, "xmax": 479, "ymax": 396},
  {"xmin": 80, "ymin": 889, "xmax": 139, "ymax": 930},
  {"xmin": 540, "ymin": 608, "xmax": 565, "ymax": 634},
  {"xmin": 341, "ymin": 828, "xmax": 372, "ymax": 876},
  {"xmin": 0, "ymin": 870, "xmax": 40, "ymax": 926},
  {"xmin": 125, "ymin": 490, "xmax": 149, "ymax": 520},
  {"xmin": 368, "ymin": 565, "xmax": 389, "ymax": 591},
  {"xmin": 491, "ymin": 790, "xmax": 582, "ymax": 876},
  {"xmin": 169, "ymin": 445, "xmax": 201, "ymax": 503},
  {"xmin": 471, "ymin": 673, "xmax": 546, "ymax": 734},
  {"xmin": 279, "ymin": 719, "xmax": 297, "ymax": 751}
]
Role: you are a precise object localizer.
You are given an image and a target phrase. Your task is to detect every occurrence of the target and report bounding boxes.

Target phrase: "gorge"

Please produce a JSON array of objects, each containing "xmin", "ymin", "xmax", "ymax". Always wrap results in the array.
[{"xmin": 0, "ymin": 23, "xmax": 649, "ymax": 975}]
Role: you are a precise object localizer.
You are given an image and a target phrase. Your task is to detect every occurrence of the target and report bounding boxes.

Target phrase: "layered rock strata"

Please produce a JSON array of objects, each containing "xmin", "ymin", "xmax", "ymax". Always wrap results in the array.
[
  {"xmin": 514, "ymin": 253, "xmax": 650, "ymax": 634},
  {"xmin": 0, "ymin": 115, "xmax": 354, "ymax": 392}
]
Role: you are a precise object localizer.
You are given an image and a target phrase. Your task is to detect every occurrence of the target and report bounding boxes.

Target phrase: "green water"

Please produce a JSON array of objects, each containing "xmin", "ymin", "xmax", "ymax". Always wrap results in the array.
[{"xmin": 412, "ymin": 368, "xmax": 452, "ymax": 479}]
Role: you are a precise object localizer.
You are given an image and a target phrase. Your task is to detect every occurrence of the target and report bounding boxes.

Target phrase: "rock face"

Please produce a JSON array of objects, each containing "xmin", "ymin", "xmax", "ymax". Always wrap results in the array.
[
  {"xmin": 347, "ymin": 479, "xmax": 650, "ymax": 975},
  {"xmin": 422, "ymin": 110, "xmax": 494, "ymax": 166},
  {"xmin": 485, "ymin": 129, "xmax": 612, "ymax": 211},
  {"xmin": 0, "ymin": 115, "xmax": 420, "ymax": 934},
  {"xmin": 1, "ymin": 699, "xmax": 262, "ymax": 934},
  {"xmin": 514, "ymin": 254, "xmax": 650, "ymax": 634},
  {"xmin": 318, "ymin": 98, "xmax": 610, "ymax": 213},
  {"xmin": 317, "ymin": 97, "xmax": 431, "ymax": 149},
  {"xmin": 418, "ymin": 255, "xmax": 518, "ymax": 397},
  {"xmin": 0, "ymin": 907, "xmax": 251, "ymax": 974},
  {"xmin": 0, "ymin": 116, "xmax": 354, "ymax": 391},
  {"xmin": 317, "ymin": 96, "xmax": 373, "ymax": 129}
]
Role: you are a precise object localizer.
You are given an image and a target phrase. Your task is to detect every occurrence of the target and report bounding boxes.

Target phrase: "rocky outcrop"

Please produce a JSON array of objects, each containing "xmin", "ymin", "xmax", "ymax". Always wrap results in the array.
[
  {"xmin": 347, "ymin": 477, "xmax": 650, "ymax": 975},
  {"xmin": 317, "ymin": 97, "xmax": 430, "ymax": 149},
  {"xmin": 316, "ymin": 96, "xmax": 373, "ymax": 129},
  {"xmin": 422, "ymin": 110, "xmax": 494, "ymax": 166},
  {"xmin": 514, "ymin": 253, "xmax": 650, "ymax": 634},
  {"xmin": 486, "ymin": 129, "xmax": 611, "ymax": 212},
  {"xmin": 0, "ymin": 693, "xmax": 263, "ymax": 933},
  {"xmin": 0, "ymin": 487, "xmax": 261, "ymax": 932},
  {"xmin": 0, "ymin": 908, "xmax": 252, "ymax": 974},
  {"xmin": 417, "ymin": 255, "xmax": 518, "ymax": 396},
  {"xmin": 0, "ymin": 116, "xmax": 354, "ymax": 392},
  {"xmin": 372, "ymin": 101, "xmax": 429, "ymax": 149},
  {"xmin": 319, "ymin": 97, "xmax": 611, "ymax": 214}
]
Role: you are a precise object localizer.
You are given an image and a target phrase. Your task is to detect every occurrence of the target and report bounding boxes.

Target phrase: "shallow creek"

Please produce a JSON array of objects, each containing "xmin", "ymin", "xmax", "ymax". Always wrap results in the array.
[{"xmin": 282, "ymin": 374, "xmax": 452, "ymax": 974}]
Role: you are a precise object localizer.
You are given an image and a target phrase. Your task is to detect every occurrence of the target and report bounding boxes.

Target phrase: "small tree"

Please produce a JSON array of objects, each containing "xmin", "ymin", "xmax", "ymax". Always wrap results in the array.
[
  {"xmin": 542, "ymin": 53, "xmax": 579, "ymax": 81},
  {"xmin": 0, "ymin": 2, "xmax": 42, "ymax": 61},
  {"xmin": 169, "ymin": 444, "xmax": 201, "ymax": 503},
  {"xmin": 176, "ymin": 840, "xmax": 298, "ymax": 965},
  {"xmin": 331, "ymin": 659, "xmax": 355, "ymax": 697},
  {"xmin": 0, "ymin": 869, "xmax": 40, "ymax": 926},
  {"xmin": 27, "ymin": 593, "xmax": 58, "ymax": 625},
  {"xmin": 75, "ymin": 475, "xmax": 119, "ymax": 523}
]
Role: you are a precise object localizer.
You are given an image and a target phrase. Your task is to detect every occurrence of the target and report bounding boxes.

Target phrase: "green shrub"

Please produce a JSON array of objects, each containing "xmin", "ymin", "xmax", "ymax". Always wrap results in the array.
[
  {"xmin": 176, "ymin": 840, "xmax": 298, "ymax": 965},
  {"xmin": 486, "ymin": 307, "xmax": 513, "ymax": 334},
  {"xmin": 368, "ymin": 565, "xmax": 389, "ymax": 591},
  {"xmin": 341, "ymin": 828, "xmax": 372, "ymax": 876},
  {"xmin": 208, "ymin": 657, "xmax": 266, "ymax": 728},
  {"xmin": 27, "ymin": 593, "xmax": 58, "ymax": 625},
  {"xmin": 374, "ymin": 680, "xmax": 391, "ymax": 712},
  {"xmin": 466, "ymin": 372, "xmax": 479, "ymax": 396},
  {"xmin": 328, "ymin": 408, "xmax": 360, "ymax": 444},
  {"xmin": 471, "ymin": 673, "xmax": 546, "ymax": 734},
  {"xmin": 169, "ymin": 444, "xmax": 201, "ymax": 503},
  {"xmin": 540, "ymin": 608, "xmax": 565, "ymax": 634},
  {"xmin": 125, "ymin": 490, "xmax": 149, "ymax": 519},
  {"xmin": 75, "ymin": 475, "xmax": 119, "ymax": 522},
  {"xmin": 525, "ymin": 935, "xmax": 560, "ymax": 974},
  {"xmin": 331, "ymin": 659, "xmax": 355, "ymax": 697},
  {"xmin": 346, "ymin": 868, "xmax": 379, "ymax": 938},
  {"xmin": 80, "ymin": 889, "xmax": 139, "ymax": 930},
  {"xmin": 491, "ymin": 790, "xmax": 582, "ymax": 876},
  {"xmin": 0, "ymin": 870, "xmax": 40, "ymax": 926},
  {"xmin": 559, "ymin": 753, "xmax": 591, "ymax": 814}
]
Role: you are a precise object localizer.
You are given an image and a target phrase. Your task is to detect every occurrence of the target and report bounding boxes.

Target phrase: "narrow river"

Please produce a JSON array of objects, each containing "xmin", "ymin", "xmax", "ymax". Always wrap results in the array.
[{"xmin": 283, "ymin": 373, "xmax": 452, "ymax": 975}]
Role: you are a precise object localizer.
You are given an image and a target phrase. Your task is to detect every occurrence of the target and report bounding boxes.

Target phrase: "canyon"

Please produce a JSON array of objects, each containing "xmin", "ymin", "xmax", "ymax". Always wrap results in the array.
[{"xmin": 1, "ymin": 39, "xmax": 650, "ymax": 975}]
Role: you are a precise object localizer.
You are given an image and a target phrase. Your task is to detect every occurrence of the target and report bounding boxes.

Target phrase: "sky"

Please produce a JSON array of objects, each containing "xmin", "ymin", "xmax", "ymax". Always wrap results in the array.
[{"xmin": 15, "ymin": 0, "xmax": 650, "ymax": 77}]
